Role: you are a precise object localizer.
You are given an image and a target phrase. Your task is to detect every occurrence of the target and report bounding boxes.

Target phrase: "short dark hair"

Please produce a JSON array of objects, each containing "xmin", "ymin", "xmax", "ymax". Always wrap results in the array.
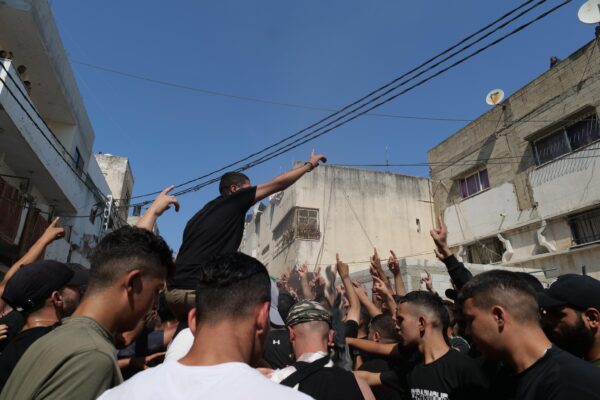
[
  {"xmin": 219, "ymin": 172, "xmax": 250, "ymax": 195},
  {"xmin": 370, "ymin": 314, "xmax": 400, "ymax": 341},
  {"xmin": 457, "ymin": 270, "xmax": 539, "ymax": 323},
  {"xmin": 89, "ymin": 226, "xmax": 174, "ymax": 291},
  {"xmin": 400, "ymin": 291, "xmax": 449, "ymax": 330},
  {"xmin": 195, "ymin": 252, "xmax": 270, "ymax": 322},
  {"xmin": 278, "ymin": 292, "xmax": 295, "ymax": 322}
]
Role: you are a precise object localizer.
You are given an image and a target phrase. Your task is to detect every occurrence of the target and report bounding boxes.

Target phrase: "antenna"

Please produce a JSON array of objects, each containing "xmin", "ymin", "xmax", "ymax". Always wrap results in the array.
[
  {"xmin": 578, "ymin": 0, "xmax": 600, "ymax": 24},
  {"xmin": 485, "ymin": 89, "xmax": 505, "ymax": 105}
]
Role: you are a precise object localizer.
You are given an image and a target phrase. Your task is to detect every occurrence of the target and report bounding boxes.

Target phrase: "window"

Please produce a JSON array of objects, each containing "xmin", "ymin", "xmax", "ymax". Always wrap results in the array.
[
  {"xmin": 569, "ymin": 208, "xmax": 600, "ymax": 246},
  {"xmin": 459, "ymin": 169, "xmax": 489, "ymax": 198},
  {"xmin": 465, "ymin": 237, "xmax": 504, "ymax": 264},
  {"xmin": 74, "ymin": 148, "xmax": 84, "ymax": 171},
  {"xmin": 533, "ymin": 114, "xmax": 599, "ymax": 165},
  {"xmin": 296, "ymin": 208, "xmax": 320, "ymax": 240}
]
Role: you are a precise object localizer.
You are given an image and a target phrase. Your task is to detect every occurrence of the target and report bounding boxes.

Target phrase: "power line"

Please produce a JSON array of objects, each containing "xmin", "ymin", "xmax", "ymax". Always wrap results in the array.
[
  {"xmin": 72, "ymin": 1, "xmax": 540, "ymax": 115},
  {"xmin": 164, "ymin": 0, "xmax": 572, "ymax": 201},
  {"xmin": 124, "ymin": 0, "xmax": 557, "ymax": 205}
]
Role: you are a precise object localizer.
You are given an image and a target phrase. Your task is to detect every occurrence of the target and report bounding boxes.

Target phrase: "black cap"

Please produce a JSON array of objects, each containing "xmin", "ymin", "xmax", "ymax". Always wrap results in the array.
[
  {"xmin": 65, "ymin": 263, "xmax": 90, "ymax": 287},
  {"xmin": 445, "ymin": 288, "xmax": 458, "ymax": 301},
  {"xmin": 2, "ymin": 260, "xmax": 74, "ymax": 313},
  {"xmin": 538, "ymin": 274, "xmax": 600, "ymax": 310}
]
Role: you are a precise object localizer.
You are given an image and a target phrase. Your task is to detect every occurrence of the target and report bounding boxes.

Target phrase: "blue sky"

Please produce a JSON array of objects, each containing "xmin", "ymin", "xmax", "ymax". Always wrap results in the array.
[{"xmin": 50, "ymin": 1, "xmax": 594, "ymax": 250}]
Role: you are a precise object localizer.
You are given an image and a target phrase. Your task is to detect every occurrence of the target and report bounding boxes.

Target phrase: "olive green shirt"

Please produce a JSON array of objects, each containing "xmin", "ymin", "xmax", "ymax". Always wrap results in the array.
[
  {"xmin": 593, "ymin": 358, "xmax": 600, "ymax": 368},
  {"xmin": 0, "ymin": 316, "xmax": 123, "ymax": 400}
]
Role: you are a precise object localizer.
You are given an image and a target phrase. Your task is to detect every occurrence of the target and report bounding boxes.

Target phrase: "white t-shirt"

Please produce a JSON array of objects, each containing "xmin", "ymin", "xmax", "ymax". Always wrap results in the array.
[
  {"xmin": 98, "ymin": 361, "xmax": 313, "ymax": 400},
  {"xmin": 164, "ymin": 328, "xmax": 194, "ymax": 362}
]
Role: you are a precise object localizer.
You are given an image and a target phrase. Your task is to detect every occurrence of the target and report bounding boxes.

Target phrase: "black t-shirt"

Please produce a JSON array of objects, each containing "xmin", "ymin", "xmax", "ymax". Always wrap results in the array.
[
  {"xmin": 511, "ymin": 346, "xmax": 600, "ymax": 400},
  {"xmin": 0, "ymin": 311, "xmax": 25, "ymax": 353},
  {"xmin": 263, "ymin": 329, "xmax": 293, "ymax": 369},
  {"xmin": 407, "ymin": 349, "xmax": 488, "ymax": 400},
  {"xmin": 360, "ymin": 357, "xmax": 404, "ymax": 400},
  {"xmin": 0, "ymin": 326, "xmax": 54, "ymax": 390},
  {"xmin": 171, "ymin": 186, "xmax": 257, "ymax": 289}
]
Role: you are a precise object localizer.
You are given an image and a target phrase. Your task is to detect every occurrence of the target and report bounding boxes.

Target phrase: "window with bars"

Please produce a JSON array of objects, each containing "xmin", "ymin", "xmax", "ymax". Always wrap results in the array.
[
  {"xmin": 533, "ymin": 114, "xmax": 600, "ymax": 165},
  {"xmin": 465, "ymin": 237, "xmax": 504, "ymax": 264},
  {"xmin": 296, "ymin": 208, "xmax": 320, "ymax": 240},
  {"xmin": 459, "ymin": 169, "xmax": 490, "ymax": 199},
  {"xmin": 569, "ymin": 208, "xmax": 600, "ymax": 246}
]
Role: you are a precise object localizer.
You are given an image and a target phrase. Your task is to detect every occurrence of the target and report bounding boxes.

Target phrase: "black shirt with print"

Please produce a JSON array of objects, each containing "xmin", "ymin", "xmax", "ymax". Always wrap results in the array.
[{"xmin": 407, "ymin": 349, "xmax": 488, "ymax": 400}]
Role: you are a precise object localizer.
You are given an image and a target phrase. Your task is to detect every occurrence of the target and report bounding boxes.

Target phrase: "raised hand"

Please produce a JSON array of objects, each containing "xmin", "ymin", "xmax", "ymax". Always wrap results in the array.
[
  {"xmin": 149, "ymin": 186, "xmax": 180, "ymax": 216},
  {"xmin": 298, "ymin": 263, "xmax": 308, "ymax": 280},
  {"xmin": 336, "ymin": 253, "xmax": 350, "ymax": 278},
  {"xmin": 371, "ymin": 248, "xmax": 382, "ymax": 273},
  {"xmin": 421, "ymin": 270, "xmax": 436, "ymax": 294},
  {"xmin": 372, "ymin": 276, "xmax": 391, "ymax": 300},
  {"xmin": 0, "ymin": 324, "xmax": 7, "ymax": 342},
  {"xmin": 430, "ymin": 215, "xmax": 452, "ymax": 259},
  {"xmin": 41, "ymin": 217, "xmax": 65, "ymax": 244},
  {"xmin": 309, "ymin": 149, "xmax": 327, "ymax": 169},
  {"xmin": 387, "ymin": 250, "xmax": 400, "ymax": 275}
]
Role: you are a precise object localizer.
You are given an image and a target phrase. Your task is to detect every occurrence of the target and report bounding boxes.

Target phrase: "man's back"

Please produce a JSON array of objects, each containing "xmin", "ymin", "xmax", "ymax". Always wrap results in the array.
[
  {"xmin": 172, "ymin": 187, "xmax": 256, "ymax": 289},
  {"xmin": 99, "ymin": 361, "xmax": 313, "ymax": 400},
  {"xmin": 0, "ymin": 316, "xmax": 122, "ymax": 400}
]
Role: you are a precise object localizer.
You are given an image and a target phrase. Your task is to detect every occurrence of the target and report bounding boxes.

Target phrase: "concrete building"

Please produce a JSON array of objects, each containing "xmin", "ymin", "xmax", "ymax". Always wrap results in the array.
[
  {"xmin": 95, "ymin": 153, "xmax": 134, "ymax": 228},
  {"xmin": 0, "ymin": 0, "xmax": 117, "ymax": 269},
  {"xmin": 428, "ymin": 39, "xmax": 600, "ymax": 279},
  {"xmin": 241, "ymin": 164, "xmax": 437, "ymax": 277}
]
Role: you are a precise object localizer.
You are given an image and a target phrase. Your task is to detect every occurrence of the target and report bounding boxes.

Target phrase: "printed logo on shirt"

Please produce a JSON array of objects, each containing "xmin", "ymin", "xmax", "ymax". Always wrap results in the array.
[
  {"xmin": 273, "ymin": 340, "xmax": 281, "ymax": 345},
  {"xmin": 410, "ymin": 388, "xmax": 449, "ymax": 400}
]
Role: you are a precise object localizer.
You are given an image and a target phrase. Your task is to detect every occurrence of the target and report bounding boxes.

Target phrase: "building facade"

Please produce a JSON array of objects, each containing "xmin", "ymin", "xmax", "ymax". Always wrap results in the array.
[
  {"xmin": 241, "ymin": 164, "xmax": 436, "ymax": 277},
  {"xmin": 0, "ymin": 0, "xmax": 123, "ymax": 269},
  {"xmin": 95, "ymin": 153, "xmax": 134, "ymax": 229},
  {"xmin": 428, "ymin": 39, "xmax": 600, "ymax": 279}
]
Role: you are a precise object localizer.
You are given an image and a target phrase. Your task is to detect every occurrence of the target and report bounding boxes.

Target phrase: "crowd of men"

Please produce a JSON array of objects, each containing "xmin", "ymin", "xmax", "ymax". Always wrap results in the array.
[{"xmin": 0, "ymin": 150, "xmax": 599, "ymax": 399}]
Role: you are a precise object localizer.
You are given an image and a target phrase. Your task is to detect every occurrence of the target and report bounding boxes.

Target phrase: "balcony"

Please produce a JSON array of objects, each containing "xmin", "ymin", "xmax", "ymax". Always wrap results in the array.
[{"xmin": 0, "ymin": 59, "xmax": 103, "ymax": 214}]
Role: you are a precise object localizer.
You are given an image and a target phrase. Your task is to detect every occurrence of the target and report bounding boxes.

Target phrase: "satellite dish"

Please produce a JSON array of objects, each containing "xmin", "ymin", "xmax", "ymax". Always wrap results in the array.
[
  {"xmin": 485, "ymin": 89, "xmax": 505, "ymax": 105},
  {"xmin": 578, "ymin": 0, "xmax": 600, "ymax": 24}
]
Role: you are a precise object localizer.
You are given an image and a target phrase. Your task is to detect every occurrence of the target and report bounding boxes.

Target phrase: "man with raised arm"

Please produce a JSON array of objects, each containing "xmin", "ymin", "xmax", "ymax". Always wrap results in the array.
[{"xmin": 167, "ymin": 150, "xmax": 326, "ymax": 318}]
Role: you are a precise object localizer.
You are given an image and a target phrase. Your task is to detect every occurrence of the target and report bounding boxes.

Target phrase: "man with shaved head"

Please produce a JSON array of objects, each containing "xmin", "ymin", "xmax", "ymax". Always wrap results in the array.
[{"xmin": 270, "ymin": 300, "xmax": 374, "ymax": 400}]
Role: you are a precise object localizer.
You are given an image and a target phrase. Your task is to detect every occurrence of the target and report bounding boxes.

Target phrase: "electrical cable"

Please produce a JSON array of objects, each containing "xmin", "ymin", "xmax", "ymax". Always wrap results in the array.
[
  {"xmin": 123, "ymin": 0, "xmax": 551, "ymax": 203},
  {"xmin": 143, "ymin": 0, "xmax": 572, "ymax": 206}
]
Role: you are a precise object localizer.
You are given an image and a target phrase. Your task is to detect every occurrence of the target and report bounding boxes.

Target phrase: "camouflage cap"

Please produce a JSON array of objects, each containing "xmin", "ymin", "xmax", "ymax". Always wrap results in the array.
[{"xmin": 285, "ymin": 300, "xmax": 332, "ymax": 327}]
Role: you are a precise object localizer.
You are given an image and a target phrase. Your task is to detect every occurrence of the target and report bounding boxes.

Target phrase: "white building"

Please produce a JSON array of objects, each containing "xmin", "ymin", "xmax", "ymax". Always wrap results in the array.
[
  {"xmin": 428, "ymin": 39, "xmax": 600, "ymax": 279},
  {"xmin": 0, "ymin": 0, "xmax": 122, "ymax": 268},
  {"xmin": 241, "ymin": 164, "xmax": 438, "ymax": 277},
  {"xmin": 95, "ymin": 153, "xmax": 135, "ymax": 229}
]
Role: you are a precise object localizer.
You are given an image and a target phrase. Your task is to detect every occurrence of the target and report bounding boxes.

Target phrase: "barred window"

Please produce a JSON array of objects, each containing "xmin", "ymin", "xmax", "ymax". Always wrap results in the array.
[
  {"xmin": 533, "ymin": 114, "xmax": 599, "ymax": 165},
  {"xmin": 569, "ymin": 208, "xmax": 600, "ymax": 246},
  {"xmin": 465, "ymin": 237, "xmax": 504, "ymax": 264},
  {"xmin": 296, "ymin": 208, "xmax": 320, "ymax": 240}
]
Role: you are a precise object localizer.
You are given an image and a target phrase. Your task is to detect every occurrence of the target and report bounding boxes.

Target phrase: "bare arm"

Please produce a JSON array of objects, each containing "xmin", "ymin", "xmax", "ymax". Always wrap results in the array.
[
  {"xmin": 387, "ymin": 250, "xmax": 406, "ymax": 296},
  {"xmin": 356, "ymin": 377, "xmax": 376, "ymax": 400},
  {"xmin": 0, "ymin": 217, "xmax": 65, "ymax": 314},
  {"xmin": 337, "ymin": 254, "xmax": 360, "ymax": 323},
  {"xmin": 297, "ymin": 263, "xmax": 313, "ymax": 300},
  {"xmin": 136, "ymin": 186, "xmax": 180, "ymax": 232},
  {"xmin": 255, "ymin": 150, "xmax": 326, "ymax": 202},
  {"xmin": 371, "ymin": 249, "xmax": 394, "ymax": 295},
  {"xmin": 346, "ymin": 337, "xmax": 401, "ymax": 358},
  {"xmin": 373, "ymin": 276, "xmax": 397, "ymax": 318},
  {"xmin": 353, "ymin": 281, "xmax": 382, "ymax": 318},
  {"xmin": 354, "ymin": 371, "xmax": 382, "ymax": 387}
]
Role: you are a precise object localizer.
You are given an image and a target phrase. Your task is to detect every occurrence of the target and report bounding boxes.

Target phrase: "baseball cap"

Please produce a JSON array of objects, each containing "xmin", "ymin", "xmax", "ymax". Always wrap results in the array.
[
  {"xmin": 65, "ymin": 263, "xmax": 90, "ymax": 287},
  {"xmin": 538, "ymin": 274, "xmax": 600, "ymax": 310},
  {"xmin": 2, "ymin": 260, "xmax": 74, "ymax": 313},
  {"xmin": 285, "ymin": 300, "xmax": 332, "ymax": 327},
  {"xmin": 269, "ymin": 280, "xmax": 285, "ymax": 326}
]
